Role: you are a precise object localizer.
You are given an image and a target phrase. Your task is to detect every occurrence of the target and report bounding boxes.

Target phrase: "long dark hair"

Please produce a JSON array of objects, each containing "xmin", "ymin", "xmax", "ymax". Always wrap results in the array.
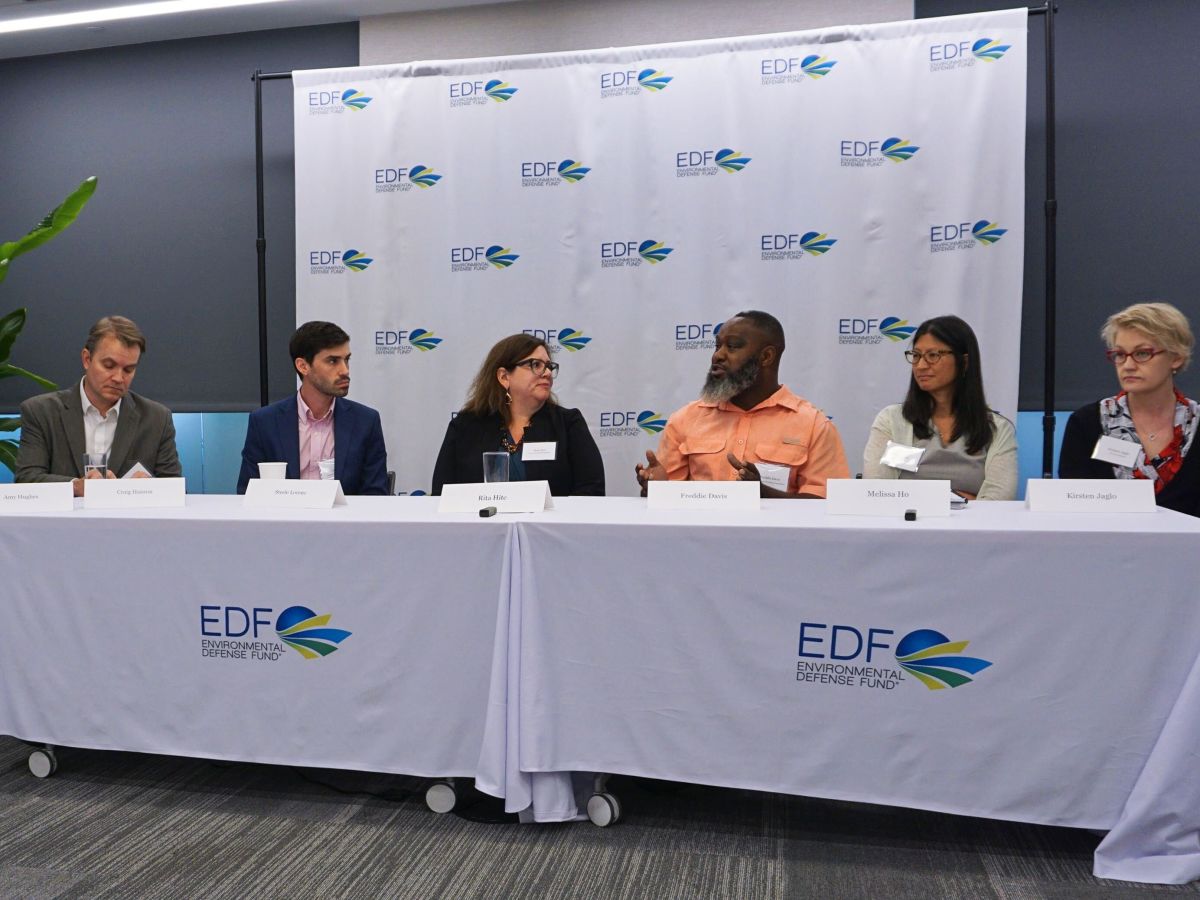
[
  {"xmin": 461, "ymin": 333, "xmax": 556, "ymax": 418},
  {"xmin": 901, "ymin": 315, "xmax": 993, "ymax": 455}
]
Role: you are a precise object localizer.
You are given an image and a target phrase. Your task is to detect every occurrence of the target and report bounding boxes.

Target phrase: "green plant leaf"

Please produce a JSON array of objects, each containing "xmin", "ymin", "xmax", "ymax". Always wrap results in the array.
[
  {"xmin": 0, "ymin": 307, "xmax": 26, "ymax": 363},
  {"xmin": 0, "ymin": 362, "xmax": 56, "ymax": 390},
  {"xmin": 6, "ymin": 176, "xmax": 98, "ymax": 262},
  {"xmin": 0, "ymin": 258, "xmax": 9, "ymax": 287},
  {"xmin": 0, "ymin": 439, "xmax": 18, "ymax": 476},
  {"xmin": 0, "ymin": 416, "xmax": 21, "ymax": 432}
]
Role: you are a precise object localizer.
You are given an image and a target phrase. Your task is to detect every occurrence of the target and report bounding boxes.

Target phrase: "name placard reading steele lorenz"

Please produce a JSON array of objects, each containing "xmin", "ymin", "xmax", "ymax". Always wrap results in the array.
[
  {"xmin": 243, "ymin": 479, "xmax": 348, "ymax": 509},
  {"xmin": 1024, "ymin": 478, "xmax": 1156, "ymax": 513},
  {"xmin": 646, "ymin": 480, "xmax": 760, "ymax": 511},
  {"xmin": 0, "ymin": 482, "xmax": 74, "ymax": 513},
  {"xmin": 83, "ymin": 477, "xmax": 186, "ymax": 510},
  {"xmin": 825, "ymin": 478, "xmax": 952, "ymax": 517},
  {"xmin": 437, "ymin": 480, "xmax": 554, "ymax": 514}
]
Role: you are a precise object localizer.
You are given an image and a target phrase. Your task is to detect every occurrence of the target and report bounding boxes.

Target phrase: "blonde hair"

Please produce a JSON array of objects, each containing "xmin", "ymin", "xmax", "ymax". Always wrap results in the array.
[{"xmin": 1101, "ymin": 302, "xmax": 1193, "ymax": 373}]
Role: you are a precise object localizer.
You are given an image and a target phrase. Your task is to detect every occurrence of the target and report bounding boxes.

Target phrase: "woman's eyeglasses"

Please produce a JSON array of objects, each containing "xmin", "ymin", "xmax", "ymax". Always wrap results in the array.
[
  {"xmin": 512, "ymin": 358, "xmax": 560, "ymax": 376},
  {"xmin": 1105, "ymin": 347, "xmax": 1166, "ymax": 365},
  {"xmin": 904, "ymin": 349, "xmax": 954, "ymax": 365}
]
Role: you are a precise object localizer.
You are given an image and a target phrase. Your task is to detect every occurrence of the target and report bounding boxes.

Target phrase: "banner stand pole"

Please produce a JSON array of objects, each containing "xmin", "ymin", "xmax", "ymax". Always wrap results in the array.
[{"xmin": 251, "ymin": 69, "xmax": 293, "ymax": 408}]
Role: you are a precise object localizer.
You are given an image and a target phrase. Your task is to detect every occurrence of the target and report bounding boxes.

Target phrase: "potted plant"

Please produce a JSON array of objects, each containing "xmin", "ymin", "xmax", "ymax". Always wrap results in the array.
[{"xmin": 0, "ymin": 176, "xmax": 98, "ymax": 474}]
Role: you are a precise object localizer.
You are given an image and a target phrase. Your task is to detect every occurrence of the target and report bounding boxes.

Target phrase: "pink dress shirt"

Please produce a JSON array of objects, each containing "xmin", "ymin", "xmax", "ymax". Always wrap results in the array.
[{"xmin": 298, "ymin": 392, "xmax": 335, "ymax": 480}]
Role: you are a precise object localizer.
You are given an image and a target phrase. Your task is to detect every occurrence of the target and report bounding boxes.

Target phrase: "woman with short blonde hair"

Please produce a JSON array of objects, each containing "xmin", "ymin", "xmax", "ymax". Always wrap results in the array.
[{"xmin": 1059, "ymin": 302, "xmax": 1199, "ymax": 516}]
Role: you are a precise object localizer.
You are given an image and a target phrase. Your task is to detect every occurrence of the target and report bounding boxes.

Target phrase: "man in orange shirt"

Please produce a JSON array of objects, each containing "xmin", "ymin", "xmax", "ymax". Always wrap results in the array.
[{"xmin": 635, "ymin": 310, "xmax": 849, "ymax": 498}]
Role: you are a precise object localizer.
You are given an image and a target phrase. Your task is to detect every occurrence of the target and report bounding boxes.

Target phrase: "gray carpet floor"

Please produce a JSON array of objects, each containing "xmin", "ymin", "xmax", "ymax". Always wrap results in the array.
[{"xmin": 0, "ymin": 736, "xmax": 1195, "ymax": 899}]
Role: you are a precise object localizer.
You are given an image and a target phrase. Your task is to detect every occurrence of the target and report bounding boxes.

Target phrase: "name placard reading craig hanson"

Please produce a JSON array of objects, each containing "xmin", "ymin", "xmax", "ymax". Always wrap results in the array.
[
  {"xmin": 0, "ymin": 482, "xmax": 74, "ymax": 513},
  {"xmin": 244, "ymin": 479, "xmax": 347, "ymax": 509},
  {"xmin": 1025, "ymin": 478, "xmax": 1156, "ymax": 513},
  {"xmin": 646, "ymin": 480, "xmax": 760, "ymax": 511},
  {"xmin": 825, "ymin": 479, "xmax": 951, "ymax": 517},
  {"xmin": 438, "ymin": 480, "xmax": 553, "ymax": 514},
  {"xmin": 83, "ymin": 477, "xmax": 186, "ymax": 510}
]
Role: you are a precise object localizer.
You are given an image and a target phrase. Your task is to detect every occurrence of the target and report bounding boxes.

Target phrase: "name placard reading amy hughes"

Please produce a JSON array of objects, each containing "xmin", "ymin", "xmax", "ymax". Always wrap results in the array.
[
  {"xmin": 243, "ymin": 479, "xmax": 348, "ymax": 509},
  {"xmin": 83, "ymin": 477, "xmax": 186, "ymax": 510},
  {"xmin": 825, "ymin": 479, "xmax": 952, "ymax": 517},
  {"xmin": 646, "ymin": 480, "xmax": 760, "ymax": 511},
  {"xmin": 438, "ymin": 480, "xmax": 554, "ymax": 514},
  {"xmin": 0, "ymin": 482, "xmax": 74, "ymax": 513},
  {"xmin": 1025, "ymin": 478, "xmax": 1156, "ymax": 513}
]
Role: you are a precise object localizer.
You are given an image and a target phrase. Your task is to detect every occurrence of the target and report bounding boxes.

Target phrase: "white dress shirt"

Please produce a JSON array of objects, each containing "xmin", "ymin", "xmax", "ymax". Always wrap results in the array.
[{"xmin": 80, "ymin": 379, "xmax": 121, "ymax": 458}]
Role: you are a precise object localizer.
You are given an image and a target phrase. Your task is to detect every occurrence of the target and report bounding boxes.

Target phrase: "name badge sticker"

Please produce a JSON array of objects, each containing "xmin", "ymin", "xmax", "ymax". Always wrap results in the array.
[
  {"xmin": 1092, "ymin": 435, "xmax": 1143, "ymax": 468},
  {"xmin": 755, "ymin": 462, "xmax": 790, "ymax": 492},
  {"xmin": 522, "ymin": 442, "xmax": 557, "ymax": 462}
]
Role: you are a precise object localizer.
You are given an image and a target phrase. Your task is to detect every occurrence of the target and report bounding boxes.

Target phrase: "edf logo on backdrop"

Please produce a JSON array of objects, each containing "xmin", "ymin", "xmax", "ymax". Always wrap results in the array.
[
  {"xmin": 523, "ymin": 328, "xmax": 591, "ymax": 354},
  {"xmin": 374, "ymin": 328, "xmax": 443, "ymax": 356},
  {"xmin": 930, "ymin": 220, "xmax": 1007, "ymax": 253},
  {"xmin": 600, "ymin": 239, "xmax": 674, "ymax": 268},
  {"xmin": 600, "ymin": 67, "xmax": 673, "ymax": 98},
  {"xmin": 596, "ymin": 410, "xmax": 667, "ymax": 438},
  {"xmin": 929, "ymin": 37, "xmax": 1011, "ymax": 71},
  {"xmin": 307, "ymin": 249, "xmax": 372, "ymax": 274},
  {"xmin": 449, "ymin": 78, "xmax": 518, "ymax": 107},
  {"xmin": 759, "ymin": 53, "xmax": 837, "ymax": 85},
  {"xmin": 306, "ymin": 88, "xmax": 372, "ymax": 115},
  {"xmin": 839, "ymin": 137, "xmax": 920, "ymax": 168},
  {"xmin": 450, "ymin": 245, "xmax": 520, "ymax": 272},
  {"xmin": 675, "ymin": 148, "xmax": 751, "ymax": 178},
  {"xmin": 374, "ymin": 164, "xmax": 443, "ymax": 193}
]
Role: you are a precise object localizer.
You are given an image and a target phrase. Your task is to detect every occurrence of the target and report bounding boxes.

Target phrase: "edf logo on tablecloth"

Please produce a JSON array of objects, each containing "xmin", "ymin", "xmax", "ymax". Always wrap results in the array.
[{"xmin": 796, "ymin": 623, "xmax": 992, "ymax": 691}]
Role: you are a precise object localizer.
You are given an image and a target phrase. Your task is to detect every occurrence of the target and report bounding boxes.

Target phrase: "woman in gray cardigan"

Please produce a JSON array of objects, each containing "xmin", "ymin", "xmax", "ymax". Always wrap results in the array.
[{"xmin": 862, "ymin": 315, "xmax": 1017, "ymax": 500}]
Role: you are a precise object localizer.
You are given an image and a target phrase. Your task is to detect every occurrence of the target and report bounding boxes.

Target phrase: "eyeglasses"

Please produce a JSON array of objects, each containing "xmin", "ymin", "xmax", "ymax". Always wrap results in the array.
[
  {"xmin": 512, "ymin": 358, "xmax": 559, "ymax": 377},
  {"xmin": 1105, "ymin": 347, "xmax": 1167, "ymax": 365},
  {"xmin": 904, "ymin": 349, "xmax": 954, "ymax": 365}
]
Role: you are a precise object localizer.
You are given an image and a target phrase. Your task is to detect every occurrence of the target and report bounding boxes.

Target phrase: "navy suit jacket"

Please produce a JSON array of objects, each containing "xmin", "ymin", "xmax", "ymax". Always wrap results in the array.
[{"xmin": 237, "ymin": 395, "xmax": 388, "ymax": 495}]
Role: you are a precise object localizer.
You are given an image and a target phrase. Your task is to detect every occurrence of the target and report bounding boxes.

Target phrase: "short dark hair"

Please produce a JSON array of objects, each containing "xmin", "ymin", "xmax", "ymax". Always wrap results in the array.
[
  {"xmin": 461, "ymin": 333, "xmax": 556, "ymax": 418},
  {"xmin": 289, "ymin": 321, "xmax": 350, "ymax": 376},
  {"xmin": 85, "ymin": 316, "xmax": 146, "ymax": 354},
  {"xmin": 732, "ymin": 310, "xmax": 785, "ymax": 353},
  {"xmin": 901, "ymin": 315, "xmax": 994, "ymax": 455}
]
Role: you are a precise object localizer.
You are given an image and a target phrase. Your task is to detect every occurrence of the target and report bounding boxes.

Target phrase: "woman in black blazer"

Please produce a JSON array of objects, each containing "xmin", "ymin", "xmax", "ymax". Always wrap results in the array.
[
  {"xmin": 432, "ymin": 333, "xmax": 605, "ymax": 496},
  {"xmin": 1059, "ymin": 302, "xmax": 1199, "ymax": 517}
]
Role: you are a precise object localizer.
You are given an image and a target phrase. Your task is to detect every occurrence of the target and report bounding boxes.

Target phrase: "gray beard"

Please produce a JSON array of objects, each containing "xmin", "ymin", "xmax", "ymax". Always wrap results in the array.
[{"xmin": 700, "ymin": 358, "xmax": 760, "ymax": 404}]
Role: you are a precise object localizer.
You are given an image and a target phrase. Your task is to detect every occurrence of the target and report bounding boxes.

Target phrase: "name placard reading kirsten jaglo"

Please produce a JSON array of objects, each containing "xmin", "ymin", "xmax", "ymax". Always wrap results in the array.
[
  {"xmin": 1024, "ymin": 478, "xmax": 1156, "ymax": 513},
  {"xmin": 0, "ymin": 481, "xmax": 74, "ymax": 513},
  {"xmin": 825, "ymin": 478, "xmax": 952, "ymax": 517},
  {"xmin": 437, "ymin": 480, "xmax": 554, "ymax": 514},
  {"xmin": 646, "ymin": 480, "xmax": 760, "ymax": 510},
  {"xmin": 83, "ymin": 477, "xmax": 186, "ymax": 510}
]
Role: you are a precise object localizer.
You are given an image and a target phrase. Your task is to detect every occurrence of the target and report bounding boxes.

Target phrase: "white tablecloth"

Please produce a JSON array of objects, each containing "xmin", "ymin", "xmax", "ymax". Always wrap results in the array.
[
  {"xmin": 504, "ymin": 498, "xmax": 1200, "ymax": 884},
  {"xmin": 0, "ymin": 496, "xmax": 509, "ymax": 778},
  {"xmin": 3, "ymin": 495, "xmax": 1199, "ymax": 882}
]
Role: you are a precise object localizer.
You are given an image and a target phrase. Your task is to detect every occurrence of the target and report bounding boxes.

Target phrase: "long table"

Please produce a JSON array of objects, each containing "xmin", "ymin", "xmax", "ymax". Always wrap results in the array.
[{"xmin": 1, "ymin": 496, "xmax": 1198, "ymax": 882}]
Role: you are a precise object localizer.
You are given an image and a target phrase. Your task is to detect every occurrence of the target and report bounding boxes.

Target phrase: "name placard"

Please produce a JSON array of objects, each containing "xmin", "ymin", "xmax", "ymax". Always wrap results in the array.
[
  {"xmin": 1025, "ymin": 478, "xmax": 1156, "ymax": 513},
  {"xmin": 438, "ymin": 480, "xmax": 554, "ymax": 514},
  {"xmin": 646, "ymin": 480, "xmax": 760, "ymax": 511},
  {"xmin": 244, "ymin": 479, "xmax": 347, "ymax": 509},
  {"xmin": 825, "ymin": 479, "xmax": 952, "ymax": 517},
  {"xmin": 83, "ymin": 477, "xmax": 186, "ymax": 510},
  {"xmin": 0, "ymin": 482, "xmax": 74, "ymax": 513}
]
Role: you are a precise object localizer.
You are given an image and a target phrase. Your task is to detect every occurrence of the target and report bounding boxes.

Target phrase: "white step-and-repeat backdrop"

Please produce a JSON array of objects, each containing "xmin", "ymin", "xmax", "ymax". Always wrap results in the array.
[{"xmin": 294, "ymin": 8, "xmax": 1027, "ymax": 495}]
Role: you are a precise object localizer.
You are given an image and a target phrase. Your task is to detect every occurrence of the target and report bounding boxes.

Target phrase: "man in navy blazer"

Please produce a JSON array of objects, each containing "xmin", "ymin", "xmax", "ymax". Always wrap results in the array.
[{"xmin": 237, "ymin": 321, "xmax": 388, "ymax": 495}]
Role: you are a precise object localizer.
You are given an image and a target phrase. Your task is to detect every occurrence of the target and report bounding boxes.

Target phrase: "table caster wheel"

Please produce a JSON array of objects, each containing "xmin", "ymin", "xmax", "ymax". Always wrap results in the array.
[
  {"xmin": 28, "ymin": 748, "xmax": 57, "ymax": 779},
  {"xmin": 425, "ymin": 780, "xmax": 458, "ymax": 814},
  {"xmin": 587, "ymin": 792, "xmax": 621, "ymax": 827}
]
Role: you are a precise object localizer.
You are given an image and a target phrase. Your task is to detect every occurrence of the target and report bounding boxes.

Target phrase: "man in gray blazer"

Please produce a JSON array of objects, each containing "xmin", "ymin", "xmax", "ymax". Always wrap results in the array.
[{"xmin": 16, "ymin": 316, "xmax": 181, "ymax": 496}]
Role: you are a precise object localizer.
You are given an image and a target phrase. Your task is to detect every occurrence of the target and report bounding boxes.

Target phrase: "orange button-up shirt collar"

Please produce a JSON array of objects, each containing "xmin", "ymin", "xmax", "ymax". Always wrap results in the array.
[{"xmin": 656, "ymin": 385, "xmax": 849, "ymax": 497}]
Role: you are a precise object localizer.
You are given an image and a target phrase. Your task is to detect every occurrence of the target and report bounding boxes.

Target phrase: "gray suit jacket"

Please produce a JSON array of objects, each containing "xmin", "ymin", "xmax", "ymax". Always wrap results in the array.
[{"xmin": 15, "ymin": 386, "xmax": 182, "ymax": 482}]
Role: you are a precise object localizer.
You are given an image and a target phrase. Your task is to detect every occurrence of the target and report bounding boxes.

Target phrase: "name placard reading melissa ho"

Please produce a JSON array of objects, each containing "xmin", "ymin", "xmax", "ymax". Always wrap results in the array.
[
  {"xmin": 0, "ymin": 482, "xmax": 74, "ymax": 513},
  {"xmin": 437, "ymin": 480, "xmax": 554, "ymax": 514},
  {"xmin": 1024, "ymin": 478, "xmax": 1156, "ymax": 513},
  {"xmin": 646, "ymin": 480, "xmax": 760, "ymax": 511},
  {"xmin": 825, "ymin": 479, "xmax": 952, "ymax": 517},
  {"xmin": 243, "ymin": 479, "xmax": 347, "ymax": 509},
  {"xmin": 83, "ymin": 477, "xmax": 186, "ymax": 510}
]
